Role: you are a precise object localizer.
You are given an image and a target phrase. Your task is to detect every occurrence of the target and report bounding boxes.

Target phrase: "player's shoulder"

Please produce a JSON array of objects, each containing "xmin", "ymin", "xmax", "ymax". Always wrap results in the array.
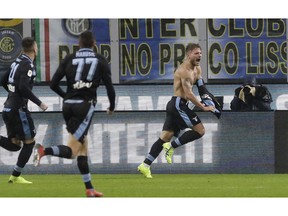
[
  {"xmin": 66, "ymin": 53, "xmax": 76, "ymax": 60},
  {"xmin": 175, "ymin": 62, "xmax": 186, "ymax": 73},
  {"xmin": 61, "ymin": 53, "xmax": 75, "ymax": 64},
  {"xmin": 19, "ymin": 57, "xmax": 34, "ymax": 71},
  {"xmin": 95, "ymin": 53, "xmax": 107, "ymax": 61}
]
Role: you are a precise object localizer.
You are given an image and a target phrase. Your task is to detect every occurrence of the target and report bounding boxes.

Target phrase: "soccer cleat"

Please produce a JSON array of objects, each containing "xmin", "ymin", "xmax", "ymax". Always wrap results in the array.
[
  {"xmin": 8, "ymin": 176, "xmax": 32, "ymax": 184},
  {"xmin": 162, "ymin": 142, "xmax": 174, "ymax": 164},
  {"xmin": 137, "ymin": 163, "xmax": 152, "ymax": 178},
  {"xmin": 86, "ymin": 189, "xmax": 103, "ymax": 197},
  {"xmin": 33, "ymin": 143, "xmax": 45, "ymax": 167}
]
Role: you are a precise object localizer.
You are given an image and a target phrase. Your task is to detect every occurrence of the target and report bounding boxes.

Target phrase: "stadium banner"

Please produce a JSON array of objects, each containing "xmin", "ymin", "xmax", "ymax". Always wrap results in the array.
[
  {"xmin": 207, "ymin": 19, "xmax": 287, "ymax": 83},
  {"xmin": 35, "ymin": 19, "xmax": 111, "ymax": 82},
  {"xmin": 0, "ymin": 19, "xmax": 24, "ymax": 78},
  {"xmin": 0, "ymin": 112, "xmax": 274, "ymax": 174},
  {"xmin": 119, "ymin": 19, "xmax": 200, "ymax": 83},
  {"xmin": 34, "ymin": 19, "xmax": 200, "ymax": 83},
  {"xmin": 32, "ymin": 19, "xmax": 288, "ymax": 83}
]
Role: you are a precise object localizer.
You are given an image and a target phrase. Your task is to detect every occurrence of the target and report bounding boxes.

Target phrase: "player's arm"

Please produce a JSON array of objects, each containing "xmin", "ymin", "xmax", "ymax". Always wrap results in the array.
[
  {"xmin": 181, "ymin": 70, "xmax": 214, "ymax": 112},
  {"xmin": 99, "ymin": 56, "xmax": 116, "ymax": 113},
  {"xmin": 19, "ymin": 69, "xmax": 47, "ymax": 110},
  {"xmin": 181, "ymin": 76, "xmax": 205, "ymax": 110},
  {"xmin": 196, "ymin": 68, "xmax": 222, "ymax": 118},
  {"xmin": 50, "ymin": 58, "xmax": 67, "ymax": 98},
  {"xmin": 1, "ymin": 68, "xmax": 10, "ymax": 92}
]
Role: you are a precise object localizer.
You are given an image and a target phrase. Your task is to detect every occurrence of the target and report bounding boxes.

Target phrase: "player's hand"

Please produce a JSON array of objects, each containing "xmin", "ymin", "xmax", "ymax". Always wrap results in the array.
[
  {"xmin": 203, "ymin": 105, "xmax": 215, "ymax": 112},
  {"xmin": 106, "ymin": 108, "xmax": 114, "ymax": 115},
  {"xmin": 40, "ymin": 102, "xmax": 48, "ymax": 111}
]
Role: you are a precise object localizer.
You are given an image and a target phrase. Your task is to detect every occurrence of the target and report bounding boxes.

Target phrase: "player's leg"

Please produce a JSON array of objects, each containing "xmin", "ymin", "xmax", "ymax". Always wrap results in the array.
[
  {"xmin": 138, "ymin": 130, "xmax": 173, "ymax": 178},
  {"xmin": 0, "ymin": 136, "xmax": 21, "ymax": 151},
  {"xmin": 1, "ymin": 110, "xmax": 21, "ymax": 151},
  {"xmin": 33, "ymin": 132, "xmax": 76, "ymax": 166},
  {"xmin": 71, "ymin": 101, "xmax": 102, "ymax": 197},
  {"xmin": 77, "ymin": 137, "xmax": 103, "ymax": 197},
  {"xmin": 143, "ymin": 130, "xmax": 174, "ymax": 165},
  {"xmin": 33, "ymin": 134, "xmax": 77, "ymax": 167},
  {"xmin": 162, "ymin": 97, "xmax": 204, "ymax": 163},
  {"xmin": 170, "ymin": 123, "xmax": 204, "ymax": 149},
  {"xmin": 8, "ymin": 109, "xmax": 36, "ymax": 184},
  {"xmin": 9, "ymin": 138, "xmax": 35, "ymax": 184},
  {"xmin": 138, "ymin": 99, "xmax": 175, "ymax": 177},
  {"xmin": 33, "ymin": 101, "xmax": 89, "ymax": 166}
]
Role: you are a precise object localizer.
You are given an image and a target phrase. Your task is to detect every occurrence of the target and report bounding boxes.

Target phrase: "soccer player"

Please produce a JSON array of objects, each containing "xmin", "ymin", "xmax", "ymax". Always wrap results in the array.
[
  {"xmin": 33, "ymin": 30, "xmax": 116, "ymax": 197},
  {"xmin": 0, "ymin": 37, "xmax": 48, "ymax": 184},
  {"xmin": 137, "ymin": 43, "xmax": 215, "ymax": 178}
]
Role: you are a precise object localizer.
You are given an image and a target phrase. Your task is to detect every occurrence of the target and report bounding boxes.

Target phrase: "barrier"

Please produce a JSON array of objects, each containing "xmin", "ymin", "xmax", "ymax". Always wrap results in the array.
[{"xmin": 0, "ymin": 111, "xmax": 276, "ymax": 174}]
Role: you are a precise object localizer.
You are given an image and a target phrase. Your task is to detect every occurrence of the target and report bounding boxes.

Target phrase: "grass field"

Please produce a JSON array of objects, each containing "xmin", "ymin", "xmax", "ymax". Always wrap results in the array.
[
  {"xmin": 1, "ymin": 173, "xmax": 288, "ymax": 197},
  {"xmin": 1, "ymin": 174, "xmax": 288, "ymax": 216}
]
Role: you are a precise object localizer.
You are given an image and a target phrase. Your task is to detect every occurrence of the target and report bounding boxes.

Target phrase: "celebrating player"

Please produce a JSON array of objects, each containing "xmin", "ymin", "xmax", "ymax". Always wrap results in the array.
[
  {"xmin": 138, "ymin": 43, "xmax": 220, "ymax": 178},
  {"xmin": 0, "ymin": 37, "xmax": 48, "ymax": 184},
  {"xmin": 33, "ymin": 30, "xmax": 116, "ymax": 197}
]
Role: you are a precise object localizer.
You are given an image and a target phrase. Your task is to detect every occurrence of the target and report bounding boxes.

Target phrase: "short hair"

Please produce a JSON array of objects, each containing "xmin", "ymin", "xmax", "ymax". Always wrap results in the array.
[
  {"xmin": 21, "ymin": 37, "xmax": 36, "ymax": 53},
  {"xmin": 79, "ymin": 30, "xmax": 95, "ymax": 48},
  {"xmin": 185, "ymin": 43, "xmax": 201, "ymax": 53}
]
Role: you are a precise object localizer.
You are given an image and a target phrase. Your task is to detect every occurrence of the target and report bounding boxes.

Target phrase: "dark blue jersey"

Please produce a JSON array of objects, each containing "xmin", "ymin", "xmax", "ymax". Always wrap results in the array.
[
  {"xmin": 50, "ymin": 48, "xmax": 115, "ymax": 111},
  {"xmin": 1, "ymin": 54, "xmax": 41, "ymax": 109}
]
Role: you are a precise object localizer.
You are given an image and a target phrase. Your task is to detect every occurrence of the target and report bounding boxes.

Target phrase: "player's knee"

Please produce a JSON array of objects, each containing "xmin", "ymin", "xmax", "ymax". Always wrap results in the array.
[
  {"xmin": 8, "ymin": 139, "xmax": 22, "ymax": 151},
  {"xmin": 160, "ymin": 131, "xmax": 174, "ymax": 142},
  {"xmin": 9, "ymin": 143, "xmax": 21, "ymax": 151},
  {"xmin": 70, "ymin": 147, "xmax": 80, "ymax": 159},
  {"xmin": 197, "ymin": 128, "xmax": 205, "ymax": 137},
  {"xmin": 70, "ymin": 153, "xmax": 78, "ymax": 159}
]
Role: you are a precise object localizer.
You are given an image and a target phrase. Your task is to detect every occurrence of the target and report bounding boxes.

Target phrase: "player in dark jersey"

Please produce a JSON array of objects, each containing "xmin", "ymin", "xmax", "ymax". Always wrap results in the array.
[
  {"xmin": 33, "ymin": 30, "xmax": 116, "ymax": 197},
  {"xmin": 137, "ymin": 43, "xmax": 215, "ymax": 178},
  {"xmin": 0, "ymin": 37, "xmax": 48, "ymax": 184}
]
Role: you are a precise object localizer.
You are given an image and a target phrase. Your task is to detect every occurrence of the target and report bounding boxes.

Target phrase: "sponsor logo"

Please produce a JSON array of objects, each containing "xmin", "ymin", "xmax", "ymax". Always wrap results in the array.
[{"xmin": 27, "ymin": 69, "xmax": 32, "ymax": 77}]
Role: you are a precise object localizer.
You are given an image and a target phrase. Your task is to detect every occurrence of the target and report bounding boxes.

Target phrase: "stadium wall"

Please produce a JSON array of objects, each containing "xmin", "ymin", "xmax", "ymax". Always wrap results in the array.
[
  {"xmin": 0, "ymin": 110, "xmax": 277, "ymax": 175},
  {"xmin": 1, "ymin": 84, "xmax": 288, "ymax": 174}
]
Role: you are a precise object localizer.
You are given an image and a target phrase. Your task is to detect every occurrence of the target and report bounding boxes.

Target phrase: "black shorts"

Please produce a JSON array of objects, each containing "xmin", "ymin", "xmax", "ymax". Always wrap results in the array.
[
  {"xmin": 62, "ymin": 99, "xmax": 95, "ymax": 143},
  {"xmin": 162, "ymin": 96, "xmax": 201, "ymax": 135},
  {"xmin": 2, "ymin": 107, "xmax": 36, "ymax": 140}
]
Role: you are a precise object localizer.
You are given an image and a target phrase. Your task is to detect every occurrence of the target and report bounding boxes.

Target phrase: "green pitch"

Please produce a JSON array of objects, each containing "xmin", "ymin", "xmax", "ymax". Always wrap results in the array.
[{"xmin": 0, "ymin": 174, "xmax": 288, "ymax": 197}]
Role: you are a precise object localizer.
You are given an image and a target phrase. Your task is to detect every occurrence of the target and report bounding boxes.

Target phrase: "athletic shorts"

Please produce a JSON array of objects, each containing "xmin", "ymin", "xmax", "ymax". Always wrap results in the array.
[
  {"xmin": 2, "ymin": 107, "xmax": 36, "ymax": 140},
  {"xmin": 162, "ymin": 96, "xmax": 201, "ymax": 135},
  {"xmin": 62, "ymin": 99, "xmax": 95, "ymax": 143}
]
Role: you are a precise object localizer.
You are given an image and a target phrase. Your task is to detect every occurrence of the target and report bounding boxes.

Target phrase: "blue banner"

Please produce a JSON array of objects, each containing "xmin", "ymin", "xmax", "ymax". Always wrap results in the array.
[
  {"xmin": 119, "ymin": 19, "xmax": 200, "ymax": 83},
  {"xmin": 37, "ymin": 19, "xmax": 111, "ymax": 81},
  {"xmin": 207, "ymin": 19, "xmax": 287, "ymax": 81}
]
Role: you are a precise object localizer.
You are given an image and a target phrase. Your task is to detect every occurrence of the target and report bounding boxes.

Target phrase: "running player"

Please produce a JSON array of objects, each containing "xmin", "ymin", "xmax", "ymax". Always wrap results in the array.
[
  {"xmin": 0, "ymin": 37, "xmax": 48, "ymax": 184},
  {"xmin": 33, "ymin": 30, "xmax": 116, "ymax": 197},
  {"xmin": 137, "ymin": 43, "xmax": 215, "ymax": 178}
]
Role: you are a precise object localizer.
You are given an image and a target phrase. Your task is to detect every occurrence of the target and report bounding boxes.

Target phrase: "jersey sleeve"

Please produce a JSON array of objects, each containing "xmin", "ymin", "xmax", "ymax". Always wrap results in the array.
[
  {"xmin": 50, "ymin": 57, "xmax": 67, "ymax": 98},
  {"xmin": 18, "ymin": 63, "xmax": 42, "ymax": 106},
  {"xmin": 99, "ymin": 56, "xmax": 116, "ymax": 111},
  {"xmin": 1, "ymin": 67, "xmax": 10, "ymax": 92}
]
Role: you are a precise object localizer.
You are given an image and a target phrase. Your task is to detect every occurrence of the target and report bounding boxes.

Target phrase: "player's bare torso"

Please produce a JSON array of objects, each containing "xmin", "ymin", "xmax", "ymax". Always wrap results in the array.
[{"xmin": 173, "ymin": 63, "xmax": 201, "ymax": 99}]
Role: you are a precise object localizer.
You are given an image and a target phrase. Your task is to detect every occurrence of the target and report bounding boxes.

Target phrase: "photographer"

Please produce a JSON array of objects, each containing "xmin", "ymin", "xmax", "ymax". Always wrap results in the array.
[{"xmin": 230, "ymin": 77, "xmax": 273, "ymax": 111}]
